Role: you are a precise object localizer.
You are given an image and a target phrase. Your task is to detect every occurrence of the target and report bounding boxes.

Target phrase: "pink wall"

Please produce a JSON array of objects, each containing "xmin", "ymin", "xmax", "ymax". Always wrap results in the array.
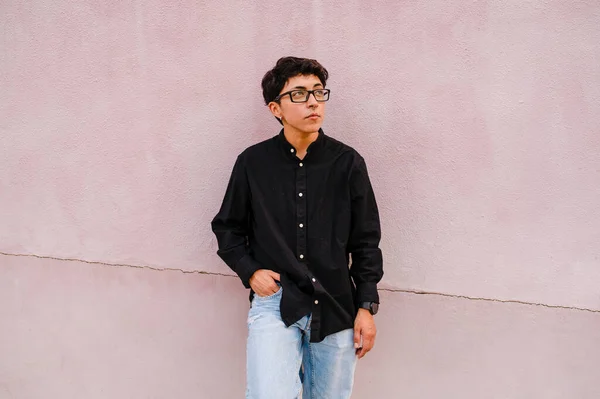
[{"xmin": 2, "ymin": 1, "xmax": 599, "ymax": 397}]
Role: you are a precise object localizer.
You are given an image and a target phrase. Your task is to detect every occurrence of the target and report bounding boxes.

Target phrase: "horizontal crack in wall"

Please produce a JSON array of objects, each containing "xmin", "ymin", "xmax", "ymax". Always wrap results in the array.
[
  {"xmin": 0, "ymin": 251, "xmax": 235, "ymax": 278},
  {"xmin": 2, "ymin": 251, "xmax": 599, "ymax": 314},
  {"xmin": 380, "ymin": 287, "xmax": 600, "ymax": 313}
]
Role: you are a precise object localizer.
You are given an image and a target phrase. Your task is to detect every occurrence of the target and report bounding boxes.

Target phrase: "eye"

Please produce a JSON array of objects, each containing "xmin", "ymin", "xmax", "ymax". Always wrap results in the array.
[
  {"xmin": 314, "ymin": 90, "xmax": 325, "ymax": 96},
  {"xmin": 292, "ymin": 90, "xmax": 307, "ymax": 99}
]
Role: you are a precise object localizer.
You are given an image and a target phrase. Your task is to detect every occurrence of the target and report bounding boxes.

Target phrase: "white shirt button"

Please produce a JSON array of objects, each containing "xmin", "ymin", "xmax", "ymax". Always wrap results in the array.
[
  {"xmin": 290, "ymin": 148, "xmax": 295, "ymax": 153},
  {"xmin": 299, "ymin": 163, "xmax": 303, "ymax": 167},
  {"xmin": 314, "ymin": 300, "xmax": 319, "ymax": 305},
  {"xmin": 299, "ymin": 254, "xmax": 304, "ymax": 259},
  {"xmin": 312, "ymin": 278, "xmax": 316, "ymax": 282},
  {"xmin": 298, "ymin": 193, "xmax": 303, "ymax": 197},
  {"xmin": 299, "ymin": 223, "xmax": 304, "ymax": 228}
]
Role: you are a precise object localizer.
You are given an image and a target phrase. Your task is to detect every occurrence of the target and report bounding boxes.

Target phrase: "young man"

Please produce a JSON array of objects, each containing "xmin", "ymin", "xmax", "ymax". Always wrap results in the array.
[{"xmin": 211, "ymin": 56, "xmax": 383, "ymax": 399}]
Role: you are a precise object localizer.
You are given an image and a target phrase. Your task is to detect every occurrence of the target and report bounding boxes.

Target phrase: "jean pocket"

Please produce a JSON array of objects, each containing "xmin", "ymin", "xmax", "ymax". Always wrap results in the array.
[{"xmin": 253, "ymin": 286, "xmax": 282, "ymax": 300}]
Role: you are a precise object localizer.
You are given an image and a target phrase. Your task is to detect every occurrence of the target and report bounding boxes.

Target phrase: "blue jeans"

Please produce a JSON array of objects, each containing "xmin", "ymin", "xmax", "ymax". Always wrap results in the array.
[{"xmin": 246, "ymin": 287, "xmax": 357, "ymax": 399}]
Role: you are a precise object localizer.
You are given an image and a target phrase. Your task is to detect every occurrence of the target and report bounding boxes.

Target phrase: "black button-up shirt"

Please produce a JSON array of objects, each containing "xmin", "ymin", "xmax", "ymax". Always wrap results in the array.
[{"xmin": 211, "ymin": 129, "xmax": 383, "ymax": 342}]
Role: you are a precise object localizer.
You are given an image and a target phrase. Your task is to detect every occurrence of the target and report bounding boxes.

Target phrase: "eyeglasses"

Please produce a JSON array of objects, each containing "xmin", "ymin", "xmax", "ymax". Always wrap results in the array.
[{"xmin": 273, "ymin": 89, "xmax": 331, "ymax": 103}]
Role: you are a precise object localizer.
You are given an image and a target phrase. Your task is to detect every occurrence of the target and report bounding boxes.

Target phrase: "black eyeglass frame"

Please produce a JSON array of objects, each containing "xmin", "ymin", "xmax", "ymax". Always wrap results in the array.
[{"xmin": 272, "ymin": 89, "xmax": 331, "ymax": 103}]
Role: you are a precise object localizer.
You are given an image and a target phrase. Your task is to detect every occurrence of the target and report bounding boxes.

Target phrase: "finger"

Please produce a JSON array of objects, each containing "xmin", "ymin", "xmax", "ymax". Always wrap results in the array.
[
  {"xmin": 357, "ymin": 346, "xmax": 369, "ymax": 359},
  {"xmin": 362, "ymin": 334, "xmax": 375, "ymax": 353},
  {"xmin": 358, "ymin": 335, "xmax": 374, "ymax": 358},
  {"xmin": 354, "ymin": 327, "xmax": 361, "ymax": 349},
  {"xmin": 268, "ymin": 271, "xmax": 281, "ymax": 281},
  {"xmin": 357, "ymin": 347, "xmax": 365, "ymax": 359},
  {"xmin": 257, "ymin": 286, "xmax": 276, "ymax": 297},
  {"xmin": 269, "ymin": 278, "xmax": 280, "ymax": 291}
]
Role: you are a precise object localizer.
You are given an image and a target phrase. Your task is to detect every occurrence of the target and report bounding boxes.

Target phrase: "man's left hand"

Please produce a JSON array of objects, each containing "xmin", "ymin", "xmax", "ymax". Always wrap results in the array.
[{"xmin": 354, "ymin": 308, "xmax": 377, "ymax": 359}]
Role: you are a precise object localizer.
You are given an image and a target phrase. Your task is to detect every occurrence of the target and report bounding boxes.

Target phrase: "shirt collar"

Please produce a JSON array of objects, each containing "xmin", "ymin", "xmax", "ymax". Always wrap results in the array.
[{"xmin": 277, "ymin": 128, "xmax": 325, "ymax": 159}]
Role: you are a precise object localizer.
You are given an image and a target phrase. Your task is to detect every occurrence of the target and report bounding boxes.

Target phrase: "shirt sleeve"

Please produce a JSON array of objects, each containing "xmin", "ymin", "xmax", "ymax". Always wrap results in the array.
[
  {"xmin": 211, "ymin": 155, "xmax": 261, "ymax": 288},
  {"xmin": 348, "ymin": 155, "xmax": 384, "ymax": 304}
]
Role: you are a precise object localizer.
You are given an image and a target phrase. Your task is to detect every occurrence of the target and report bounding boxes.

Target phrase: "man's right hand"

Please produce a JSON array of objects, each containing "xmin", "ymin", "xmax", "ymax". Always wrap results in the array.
[{"xmin": 249, "ymin": 269, "xmax": 281, "ymax": 297}]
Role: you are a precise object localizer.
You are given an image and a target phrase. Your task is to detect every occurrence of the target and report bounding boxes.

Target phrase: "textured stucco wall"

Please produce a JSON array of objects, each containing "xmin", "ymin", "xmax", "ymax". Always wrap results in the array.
[{"xmin": 1, "ymin": 1, "xmax": 600, "ymax": 398}]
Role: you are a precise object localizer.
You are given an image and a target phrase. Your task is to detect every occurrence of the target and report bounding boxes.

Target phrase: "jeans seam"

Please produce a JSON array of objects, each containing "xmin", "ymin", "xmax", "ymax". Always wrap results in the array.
[{"xmin": 308, "ymin": 341, "xmax": 316, "ymax": 399}]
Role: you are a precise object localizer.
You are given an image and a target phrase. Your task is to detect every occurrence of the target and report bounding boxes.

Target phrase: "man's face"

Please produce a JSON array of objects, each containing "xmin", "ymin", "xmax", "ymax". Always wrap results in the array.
[{"xmin": 269, "ymin": 74, "xmax": 326, "ymax": 135}]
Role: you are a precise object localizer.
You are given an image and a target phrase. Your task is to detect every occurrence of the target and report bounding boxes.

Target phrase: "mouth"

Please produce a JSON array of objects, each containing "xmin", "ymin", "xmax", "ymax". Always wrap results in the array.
[{"xmin": 306, "ymin": 114, "xmax": 320, "ymax": 119}]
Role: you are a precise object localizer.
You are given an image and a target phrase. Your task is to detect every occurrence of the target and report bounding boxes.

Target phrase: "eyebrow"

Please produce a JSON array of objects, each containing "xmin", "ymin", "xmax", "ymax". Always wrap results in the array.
[{"xmin": 292, "ymin": 83, "xmax": 324, "ymax": 90}]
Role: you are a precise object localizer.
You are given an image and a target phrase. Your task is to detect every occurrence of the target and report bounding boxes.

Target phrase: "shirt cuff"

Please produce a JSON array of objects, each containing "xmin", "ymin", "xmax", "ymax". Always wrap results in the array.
[
  {"xmin": 355, "ymin": 282, "xmax": 380, "ymax": 304},
  {"xmin": 235, "ymin": 255, "xmax": 262, "ymax": 289}
]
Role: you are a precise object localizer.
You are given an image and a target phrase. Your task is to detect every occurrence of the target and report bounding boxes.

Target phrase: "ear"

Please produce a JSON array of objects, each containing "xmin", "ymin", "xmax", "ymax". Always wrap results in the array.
[{"xmin": 268, "ymin": 101, "xmax": 282, "ymax": 120}]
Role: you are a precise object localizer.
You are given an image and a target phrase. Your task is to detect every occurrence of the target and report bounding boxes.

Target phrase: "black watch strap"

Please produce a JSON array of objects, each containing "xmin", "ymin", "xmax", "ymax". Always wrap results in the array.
[{"xmin": 359, "ymin": 301, "xmax": 379, "ymax": 315}]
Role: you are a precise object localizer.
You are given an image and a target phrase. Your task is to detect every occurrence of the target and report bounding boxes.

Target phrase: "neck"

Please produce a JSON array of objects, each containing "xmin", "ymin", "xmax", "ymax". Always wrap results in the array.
[{"xmin": 283, "ymin": 126, "xmax": 319, "ymax": 157}]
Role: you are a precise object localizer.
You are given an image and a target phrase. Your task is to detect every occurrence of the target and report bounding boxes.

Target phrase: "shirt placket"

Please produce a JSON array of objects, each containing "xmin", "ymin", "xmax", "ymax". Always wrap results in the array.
[
  {"xmin": 295, "ymin": 155, "xmax": 307, "ymax": 271},
  {"xmin": 293, "ymin": 152, "xmax": 323, "ymax": 340}
]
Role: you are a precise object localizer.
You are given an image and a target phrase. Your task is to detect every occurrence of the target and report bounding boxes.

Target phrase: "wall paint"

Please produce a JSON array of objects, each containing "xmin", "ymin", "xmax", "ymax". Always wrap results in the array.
[
  {"xmin": 1, "ymin": 1, "xmax": 599, "ymax": 397},
  {"xmin": 2, "ymin": 256, "xmax": 599, "ymax": 398}
]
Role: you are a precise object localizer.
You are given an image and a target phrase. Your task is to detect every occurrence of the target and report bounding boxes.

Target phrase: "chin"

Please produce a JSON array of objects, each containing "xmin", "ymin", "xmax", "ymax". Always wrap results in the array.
[
  {"xmin": 302, "ymin": 127, "xmax": 321, "ymax": 135},
  {"xmin": 303, "ymin": 121, "xmax": 322, "ymax": 133},
  {"xmin": 288, "ymin": 120, "xmax": 322, "ymax": 135}
]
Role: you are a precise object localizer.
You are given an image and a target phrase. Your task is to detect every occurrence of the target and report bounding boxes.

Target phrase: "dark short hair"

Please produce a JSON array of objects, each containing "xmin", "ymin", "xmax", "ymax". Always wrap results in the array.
[{"xmin": 261, "ymin": 56, "xmax": 329, "ymax": 105}]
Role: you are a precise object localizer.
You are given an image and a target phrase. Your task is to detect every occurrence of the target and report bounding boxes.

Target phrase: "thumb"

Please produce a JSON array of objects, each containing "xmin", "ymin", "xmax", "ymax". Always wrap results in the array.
[
  {"xmin": 268, "ymin": 271, "xmax": 281, "ymax": 281},
  {"xmin": 354, "ymin": 326, "xmax": 361, "ymax": 349}
]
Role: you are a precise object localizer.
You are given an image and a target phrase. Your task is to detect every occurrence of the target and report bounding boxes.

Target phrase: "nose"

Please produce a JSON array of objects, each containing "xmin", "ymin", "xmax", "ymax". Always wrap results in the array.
[{"xmin": 306, "ymin": 92, "xmax": 319, "ymax": 106}]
